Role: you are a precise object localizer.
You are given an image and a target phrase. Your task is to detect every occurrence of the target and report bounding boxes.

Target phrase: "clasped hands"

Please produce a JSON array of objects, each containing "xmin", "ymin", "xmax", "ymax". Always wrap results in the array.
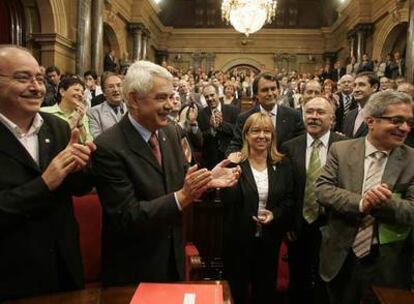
[
  {"xmin": 362, "ymin": 183, "xmax": 392, "ymax": 213},
  {"xmin": 41, "ymin": 128, "xmax": 96, "ymax": 191},
  {"xmin": 176, "ymin": 159, "xmax": 241, "ymax": 208}
]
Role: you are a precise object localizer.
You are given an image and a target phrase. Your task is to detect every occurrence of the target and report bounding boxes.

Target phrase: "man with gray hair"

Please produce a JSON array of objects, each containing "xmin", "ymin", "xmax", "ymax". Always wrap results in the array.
[
  {"xmin": 315, "ymin": 90, "xmax": 414, "ymax": 303},
  {"xmin": 92, "ymin": 60, "xmax": 239, "ymax": 286}
]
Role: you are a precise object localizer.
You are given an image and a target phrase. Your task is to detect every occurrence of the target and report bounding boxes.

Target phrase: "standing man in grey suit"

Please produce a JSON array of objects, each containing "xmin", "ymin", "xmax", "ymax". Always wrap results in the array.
[
  {"xmin": 0, "ymin": 45, "xmax": 95, "ymax": 300},
  {"xmin": 343, "ymin": 72, "xmax": 379, "ymax": 138},
  {"xmin": 281, "ymin": 96, "xmax": 346, "ymax": 304},
  {"xmin": 92, "ymin": 60, "xmax": 240, "ymax": 287},
  {"xmin": 315, "ymin": 90, "xmax": 414, "ymax": 304},
  {"xmin": 87, "ymin": 72, "xmax": 126, "ymax": 138}
]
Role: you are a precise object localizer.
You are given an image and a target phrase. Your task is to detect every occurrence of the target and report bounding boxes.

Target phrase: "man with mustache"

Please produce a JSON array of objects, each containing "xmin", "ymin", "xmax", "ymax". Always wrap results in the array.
[
  {"xmin": 88, "ymin": 72, "xmax": 127, "ymax": 138},
  {"xmin": 315, "ymin": 90, "xmax": 414, "ymax": 304},
  {"xmin": 0, "ymin": 45, "xmax": 96, "ymax": 300},
  {"xmin": 343, "ymin": 72, "xmax": 379, "ymax": 138},
  {"xmin": 92, "ymin": 60, "xmax": 240, "ymax": 287},
  {"xmin": 281, "ymin": 97, "xmax": 346, "ymax": 304}
]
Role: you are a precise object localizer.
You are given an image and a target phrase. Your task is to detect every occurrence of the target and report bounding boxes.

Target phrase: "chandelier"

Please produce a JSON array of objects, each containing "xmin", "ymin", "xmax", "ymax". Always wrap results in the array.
[{"xmin": 221, "ymin": 0, "xmax": 277, "ymax": 37}]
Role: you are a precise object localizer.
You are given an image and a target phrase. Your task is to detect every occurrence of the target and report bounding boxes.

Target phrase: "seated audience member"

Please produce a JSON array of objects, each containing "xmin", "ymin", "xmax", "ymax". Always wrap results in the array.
[
  {"xmin": 88, "ymin": 72, "xmax": 126, "ymax": 138},
  {"xmin": 84, "ymin": 70, "xmax": 103, "ymax": 108},
  {"xmin": 42, "ymin": 65, "xmax": 61, "ymax": 107},
  {"xmin": 357, "ymin": 53, "xmax": 374, "ymax": 73},
  {"xmin": 281, "ymin": 97, "xmax": 346, "ymax": 304},
  {"xmin": 322, "ymin": 79, "xmax": 339, "ymax": 110},
  {"xmin": 0, "ymin": 45, "xmax": 95, "ymax": 301},
  {"xmin": 222, "ymin": 82, "xmax": 241, "ymax": 110},
  {"xmin": 226, "ymin": 72, "xmax": 304, "ymax": 157},
  {"xmin": 222, "ymin": 113, "xmax": 294, "ymax": 304},
  {"xmin": 92, "ymin": 60, "xmax": 240, "ymax": 287},
  {"xmin": 169, "ymin": 91, "xmax": 203, "ymax": 164},
  {"xmin": 198, "ymin": 84, "xmax": 239, "ymax": 169},
  {"xmin": 42, "ymin": 76, "xmax": 93, "ymax": 143},
  {"xmin": 315, "ymin": 90, "xmax": 414, "ymax": 304}
]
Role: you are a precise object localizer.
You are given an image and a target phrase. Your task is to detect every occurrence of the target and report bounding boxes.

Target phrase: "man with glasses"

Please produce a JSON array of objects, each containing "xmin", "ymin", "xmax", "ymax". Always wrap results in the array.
[
  {"xmin": 0, "ymin": 45, "xmax": 95, "ymax": 300},
  {"xmin": 88, "ymin": 72, "xmax": 126, "ymax": 138},
  {"xmin": 315, "ymin": 90, "xmax": 414, "ymax": 304}
]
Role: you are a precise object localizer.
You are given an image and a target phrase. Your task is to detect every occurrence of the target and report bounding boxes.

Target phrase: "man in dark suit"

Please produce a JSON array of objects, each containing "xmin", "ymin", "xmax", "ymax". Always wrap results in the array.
[
  {"xmin": 103, "ymin": 50, "xmax": 117, "ymax": 72},
  {"xmin": 0, "ymin": 46, "xmax": 95, "ymax": 301},
  {"xmin": 331, "ymin": 60, "xmax": 346, "ymax": 82},
  {"xmin": 226, "ymin": 72, "xmax": 304, "ymax": 158},
  {"xmin": 315, "ymin": 90, "xmax": 414, "ymax": 304},
  {"xmin": 335, "ymin": 74, "xmax": 357, "ymax": 132},
  {"xmin": 92, "ymin": 60, "xmax": 240, "ymax": 287},
  {"xmin": 198, "ymin": 84, "xmax": 239, "ymax": 169},
  {"xmin": 343, "ymin": 72, "xmax": 379, "ymax": 138},
  {"xmin": 281, "ymin": 97, "xmax": 346, "ymax": 304}
]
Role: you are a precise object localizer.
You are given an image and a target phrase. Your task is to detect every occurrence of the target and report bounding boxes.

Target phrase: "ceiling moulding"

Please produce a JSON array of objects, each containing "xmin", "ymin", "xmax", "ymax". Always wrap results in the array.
[{"xmin": 105, "ymin": 0, "xmax": 131, "ymax": 20}]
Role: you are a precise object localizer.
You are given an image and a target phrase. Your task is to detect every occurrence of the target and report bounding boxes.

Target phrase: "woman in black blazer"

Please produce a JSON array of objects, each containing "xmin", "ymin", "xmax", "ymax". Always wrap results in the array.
[{"xmin": 222, "ymin": 113, "xmax": 294, "ymax": 304}]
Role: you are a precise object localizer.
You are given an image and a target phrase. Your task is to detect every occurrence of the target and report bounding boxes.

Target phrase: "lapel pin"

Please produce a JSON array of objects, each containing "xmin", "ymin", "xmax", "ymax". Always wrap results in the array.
[{"xmin": 45, "ymin": 138, "xmax": 50, "ymax": 143}]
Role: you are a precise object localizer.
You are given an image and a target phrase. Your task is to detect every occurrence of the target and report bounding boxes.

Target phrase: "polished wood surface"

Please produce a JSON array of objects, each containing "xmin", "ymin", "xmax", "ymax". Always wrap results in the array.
[
  {"xmin": 5, "ymin": 281, "xmax": 233, "ymax": 304},
  {"xmin": 373, "ymin": 286, "xmax": 414, "ymax": 304}
]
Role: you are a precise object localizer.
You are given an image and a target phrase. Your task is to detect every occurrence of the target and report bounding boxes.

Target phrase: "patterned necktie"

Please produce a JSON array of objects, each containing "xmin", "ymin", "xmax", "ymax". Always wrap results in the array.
[
  {"xmin": 303, "ymin": 139, "xmax": 322, "ymax": 224},
  {"xmin": 344, "ymin": 95, "xmax": 351, "ymax": 116},
  {"xmin": 352, "ymin": 151, "xmax": 387, "ymax": 258},
  {"xmin": 149, "ymin": 132, "xmax": 162, "ymax": 166}
]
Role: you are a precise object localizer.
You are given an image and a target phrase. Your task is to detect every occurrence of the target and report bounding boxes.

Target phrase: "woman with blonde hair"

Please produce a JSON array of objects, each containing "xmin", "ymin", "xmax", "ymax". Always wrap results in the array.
[{"xmin": 222, "ymin": 112, "xmax": 294, "ymax": 304}]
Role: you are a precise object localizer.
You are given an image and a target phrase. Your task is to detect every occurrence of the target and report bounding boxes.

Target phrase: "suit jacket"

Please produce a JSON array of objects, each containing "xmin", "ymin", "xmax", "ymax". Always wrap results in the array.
[
  {"xmin": 330, "ymin": 68, "xmax": 346, "ymax": 82},
  {"xmin": 334, "ymin": 94, "xmax": 357, "ymax": 132},
  {"xmin": 315, "ymin": 138, "xmax": 414, "ymax": 282},
  {"xmin": 0, "ymin": 113, "xmax": 91, "ymax": 300},
  {"xmin": 343, "ymin": 108, "xmax": 368, "ymax": 138},
  {"xmin": 87, "ymin": 101, "xmax": 127, "ymax": 138},
  {"xmin": 226, "ymin": 105, "xmax": 304, "ymax": 155},
  {"xmin": 280, "ymin": 132, "xmax": 347, "ymax": 234},
  {"xmin": 92, "ymin": 116, "xmax": 187, "ymax": 286},
  {"xmin": 197, "ymin": 103, "xmax": 239, "ymax": 169},
  {"xmin": 221, "ymin": 158, "xmax": 295, "ymax": 247}
]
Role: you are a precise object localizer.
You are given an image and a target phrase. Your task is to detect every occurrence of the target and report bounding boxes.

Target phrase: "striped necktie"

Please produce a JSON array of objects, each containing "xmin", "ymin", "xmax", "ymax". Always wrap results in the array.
[
  {"xmin": 344, "ymin": 95, "xmax": 351, "ymax": 115},
  {"xmin": 303, "ymin": 139, "xmax": 322, "ymax": 224},
  {"xmin": 352, "ymin": 151, "xmax": 387, "ymax": 258}
]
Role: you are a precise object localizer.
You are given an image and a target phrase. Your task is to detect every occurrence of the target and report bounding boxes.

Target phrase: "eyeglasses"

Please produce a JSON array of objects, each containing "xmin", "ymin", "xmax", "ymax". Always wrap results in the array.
[
  {"xmin": 376, "ymin": 116, "xmax": 414, "ymax": 127},
  {"xmin": 0, "ymin": 72, "xmax": 45, "ymax": 85}
]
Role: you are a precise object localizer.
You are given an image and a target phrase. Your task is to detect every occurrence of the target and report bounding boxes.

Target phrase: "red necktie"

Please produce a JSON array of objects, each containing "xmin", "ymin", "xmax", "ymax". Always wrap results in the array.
[{"xmin": 149, "ymin": 132, "xmax": 162, "ymax": 166}]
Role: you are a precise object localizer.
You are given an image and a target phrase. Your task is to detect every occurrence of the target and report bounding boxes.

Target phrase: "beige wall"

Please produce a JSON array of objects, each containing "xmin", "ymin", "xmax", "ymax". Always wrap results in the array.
[{"xmin": 32, "ymin": 0, "xmax": 409, "ymax": 74}]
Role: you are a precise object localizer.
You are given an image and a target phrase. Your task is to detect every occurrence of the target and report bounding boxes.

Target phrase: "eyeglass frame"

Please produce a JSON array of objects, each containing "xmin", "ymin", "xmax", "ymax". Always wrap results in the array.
[
  {"xmin": 375, "ymin": 116, "xmax": 414, "ymax": 127},
  {"xmin": 0, "ymin": 72, "xmax": 45, "ymax": 85}
]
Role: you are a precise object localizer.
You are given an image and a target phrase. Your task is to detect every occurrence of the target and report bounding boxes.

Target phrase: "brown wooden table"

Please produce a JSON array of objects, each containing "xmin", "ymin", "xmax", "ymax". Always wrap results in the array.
[
  {"xmin": 5, "ymin": 281, "xmax": 233, "ymax": 304},
  {"xmin": 373, "ymin": 286, "xmax": 414, "ymax": 304}
]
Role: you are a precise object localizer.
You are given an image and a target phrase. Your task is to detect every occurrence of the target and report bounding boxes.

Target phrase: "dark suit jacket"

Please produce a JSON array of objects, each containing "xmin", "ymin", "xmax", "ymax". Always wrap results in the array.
[
  {"xmin": 226, "ymin": 105, "xmax": 304, "ymax": 155},
  {"xmin": 315, "ymin": 138, "xmax": 414, "ymax": 282},
  {"xmin": 198, "ymin": 103, "xmax": 239, "ymax": 169},
  {"xmin": 330, "ymin": 68, "xmax": 346, "ymax": 82},
  {"xmin": 0, "ymin": 113, "xmax": 91, "ymax": 300},
  {"xmin": 343, "ymin": 108, "xmax": 368, "ymax": 138},
  {"xmin": 92, "ymin": 116, "xmax": 187, "ymax": 286},
  {"xmin": 221, "ymin": 158, "xmax": 295, "ymax": 247},
  {"xmin": 280, "ymin": 132, "xmax": 347, "ymax": 234},
  {"xmin": 334, "ymin": 94, "xmax": 357, "ymax": 132}
]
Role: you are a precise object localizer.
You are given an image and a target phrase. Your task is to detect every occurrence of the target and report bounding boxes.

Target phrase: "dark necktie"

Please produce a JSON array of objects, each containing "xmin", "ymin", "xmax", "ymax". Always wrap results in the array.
[
  {"xmin": 149, "ymin": 132, "xmax": 162, "ymax": 166},
  {"xmin": 91, "ymin": 89, "xmax": 96, "ymax": 99}
]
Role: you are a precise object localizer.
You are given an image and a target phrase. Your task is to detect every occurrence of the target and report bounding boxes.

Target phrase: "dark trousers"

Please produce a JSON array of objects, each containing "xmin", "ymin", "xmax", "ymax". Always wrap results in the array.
[
  {"xmin": 327, "ymin": 239, "xmax": 412, "ymax": 304},
  {"xmin": 287, "ymin": 219, "xmax": 329, "ymax": 304},
  {"xmin": 223, "ymin": 236, "xmax": 281, "ymax": 304}
]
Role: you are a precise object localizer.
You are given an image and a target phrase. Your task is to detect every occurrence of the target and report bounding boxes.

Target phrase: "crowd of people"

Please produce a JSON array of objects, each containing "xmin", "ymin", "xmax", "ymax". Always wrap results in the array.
[{"xmin": 1, "ymin": 43, "xmax": 414, "ymax": 304}]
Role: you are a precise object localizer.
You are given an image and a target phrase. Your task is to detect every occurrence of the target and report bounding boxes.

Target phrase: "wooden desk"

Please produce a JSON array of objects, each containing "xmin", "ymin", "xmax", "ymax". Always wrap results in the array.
[
  {"xmin": 373, "ymin": 286, "xmax": 414, "ymax": 304},
  {"xmin": 5, "ymin": 281, "xmax": 233, "ymax": 304}
]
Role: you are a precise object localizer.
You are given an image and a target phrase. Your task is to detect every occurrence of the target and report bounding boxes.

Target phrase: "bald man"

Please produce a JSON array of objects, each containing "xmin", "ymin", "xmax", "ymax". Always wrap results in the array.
[{"xmin": 0, "ymin": 45, "xmax": 95, "ymax": 300}]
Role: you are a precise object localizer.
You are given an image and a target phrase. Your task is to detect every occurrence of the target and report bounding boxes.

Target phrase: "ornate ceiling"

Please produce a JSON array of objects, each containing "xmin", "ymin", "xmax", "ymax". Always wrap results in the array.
[{"xmin": 158, "ymin": 0, "xmax": 339, "ymax": 29}]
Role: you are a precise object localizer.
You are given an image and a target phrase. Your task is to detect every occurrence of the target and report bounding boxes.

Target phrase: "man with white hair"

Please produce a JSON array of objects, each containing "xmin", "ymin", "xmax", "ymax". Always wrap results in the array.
[{"xmin": 92, "ymin": 60, "xmax": 239, "ymax": 286}]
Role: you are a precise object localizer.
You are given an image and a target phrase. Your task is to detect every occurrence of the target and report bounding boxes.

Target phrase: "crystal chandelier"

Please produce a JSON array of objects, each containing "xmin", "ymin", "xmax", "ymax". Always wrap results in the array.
[{"xmin": 221, "ymin": 0, "xmax": 277, "ymax": 37}]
